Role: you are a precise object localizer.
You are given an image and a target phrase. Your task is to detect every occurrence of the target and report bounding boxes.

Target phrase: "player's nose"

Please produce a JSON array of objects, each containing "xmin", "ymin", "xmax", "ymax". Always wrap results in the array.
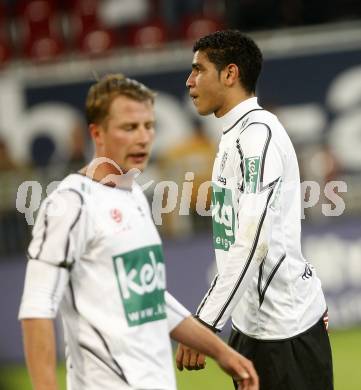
[
  {"xmin": 137, "ymin": 126, "xmax": 153, "ymax": 145},
  {"xmin": 186, "ymin": 72, "xmax": 195, "ymax": 89}
]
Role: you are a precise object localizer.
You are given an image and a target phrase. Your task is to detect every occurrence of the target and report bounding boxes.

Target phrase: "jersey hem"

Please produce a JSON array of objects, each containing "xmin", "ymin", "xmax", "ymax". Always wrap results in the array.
[{"xmin": 231, "ymin": 308, "xmax": 328, "ymax": 342}]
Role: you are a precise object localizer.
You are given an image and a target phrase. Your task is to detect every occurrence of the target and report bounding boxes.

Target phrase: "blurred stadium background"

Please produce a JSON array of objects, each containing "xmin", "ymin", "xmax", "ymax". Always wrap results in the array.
[{"xmin": 0, "ymin": 0, "xmax": 360, "ymax": 389}]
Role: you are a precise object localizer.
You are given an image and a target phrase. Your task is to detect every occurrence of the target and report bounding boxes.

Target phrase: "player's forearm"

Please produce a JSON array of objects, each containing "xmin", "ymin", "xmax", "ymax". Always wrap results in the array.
[
  {"xmin": 21, "ymin": 319, "xmax": 59, "ymax": 390},
  {"xmin": 170, "ymin": 316, "xmax": 226, "ymax": 360}
]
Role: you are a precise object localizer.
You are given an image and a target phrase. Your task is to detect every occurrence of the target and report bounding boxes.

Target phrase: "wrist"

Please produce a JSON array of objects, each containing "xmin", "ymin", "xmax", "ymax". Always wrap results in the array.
[{"xmin": 211, "ymin": 339, "xmax": 228, "ymax": 362}]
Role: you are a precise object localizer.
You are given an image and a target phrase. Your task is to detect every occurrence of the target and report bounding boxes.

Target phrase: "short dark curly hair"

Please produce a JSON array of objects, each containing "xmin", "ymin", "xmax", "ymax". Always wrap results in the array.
[{"xmin": 193, "ymin": 30, "xmax": 262, "ymax": 94}]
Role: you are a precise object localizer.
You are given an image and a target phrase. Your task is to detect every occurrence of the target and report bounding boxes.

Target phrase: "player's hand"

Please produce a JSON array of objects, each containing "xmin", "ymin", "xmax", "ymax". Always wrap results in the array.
[
  {"xmin": 176, "ymin": 343, "xmax": 206, "ymax": 371},
  {"xmin": 216, "ymin": 347, "xmax": 258, "ymax": 390}
]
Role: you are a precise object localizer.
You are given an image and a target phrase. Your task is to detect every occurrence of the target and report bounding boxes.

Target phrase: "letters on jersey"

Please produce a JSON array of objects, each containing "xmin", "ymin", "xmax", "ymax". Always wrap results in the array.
[
  {"xmin": 211, "ymin": 183, "xmax": 235, "ymax": 251},
  {"xmin": 113, "ymin": 244, "xmax": 166, "ymax": 327},
  {"xmin": 244, "ymin": 156, "xmax": 260, "ymax": 193}
]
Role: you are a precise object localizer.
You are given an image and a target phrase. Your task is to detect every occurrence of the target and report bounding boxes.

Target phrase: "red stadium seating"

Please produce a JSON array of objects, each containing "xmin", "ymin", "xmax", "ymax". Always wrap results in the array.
[
  {"xmin": 0, "ymin": 38, "xmax": 11, "ymax": 66},
  {"xmin": 0, "ymin": 3, "xmax": 11, "ymax": 65},
  {"xmin": 181, "ymin": 14, "xmax": 223, "ymax": 42},
  {"xmin": 77, "ymin": 28, "xmax": 116, "ymax": 55},
  {"xmin": 128, "ymin": 19, "xmax": 168, "ymax": 49},
  {"xmin": 68, "ymin": 0, "xmax": 116, "ymax": 56},
  {"xmin": 17, "ymin": 0, "xmax": 65, "ymax": 61}
]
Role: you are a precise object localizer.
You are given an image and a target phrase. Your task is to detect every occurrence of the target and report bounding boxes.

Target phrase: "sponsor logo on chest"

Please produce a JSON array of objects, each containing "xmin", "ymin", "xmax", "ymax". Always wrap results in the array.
[
  {"xmin": 113, "ymin": 245, "xmax": 166, "ymax": 326},
  {"xmin": 211, "ymin": 184, "xmax": 235, "ymax": 251}
]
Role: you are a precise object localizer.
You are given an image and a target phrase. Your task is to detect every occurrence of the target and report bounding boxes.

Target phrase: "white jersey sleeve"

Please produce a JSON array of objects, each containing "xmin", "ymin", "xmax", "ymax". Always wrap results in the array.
[
  {"xmin": 197, "ymin": 123, "xmax": 283, "ymax": 330},
  {"xmin": 19, "ymin": 189, "xmax": 86, "ymax": 319},
  {"xmin": 165, "ymin": 291, "xmax": 191, "ymax": 332}
]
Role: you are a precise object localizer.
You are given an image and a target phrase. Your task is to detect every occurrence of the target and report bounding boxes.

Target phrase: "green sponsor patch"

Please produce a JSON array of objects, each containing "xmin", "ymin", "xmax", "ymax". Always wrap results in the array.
[
  {"xmin": 270, "ymin": 178, "xmax": 282, "ymax": 210},
  {"xmin": 113, "ymin": 245, "xmax": 166, "ymax": 327},
  {"xmin": 244, "ymin": 156, "xmax": 261, "ymax": 193},
  {"xmin": 212, "ymin": 184, "xmax": 235, "ymax": 251}
]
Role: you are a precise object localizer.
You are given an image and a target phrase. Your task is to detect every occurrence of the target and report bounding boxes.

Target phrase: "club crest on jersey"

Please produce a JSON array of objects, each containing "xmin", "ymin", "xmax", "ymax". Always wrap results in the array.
[
  {"xmin": 110, "ymin": 208, "xmax": 122, "ymax": 223},
  {"xmin": 244, "ymin": 156, "xmax": 261, "ymax": 193},
  {"xmin": 220, "ymin": 151, "xmax": 228, "ymax": 174},
  {"xmin": 302, "ymin": 263, "xmax": 313, "ymax": 280},
  {"xmin": 241, "ymin": 117, "xmax": 249, "ymax": 129},
  {"xmin": 217, "ymin": 151, "xmax": 228, "ymax": 185}
]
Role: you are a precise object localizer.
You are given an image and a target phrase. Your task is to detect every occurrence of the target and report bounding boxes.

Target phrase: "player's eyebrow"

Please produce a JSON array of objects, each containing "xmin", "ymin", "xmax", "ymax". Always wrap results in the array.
[
  {"xmin": 192, "ymin": 62, "xmax": 203, "ymax": 70},
  {"xmin": 119, "ymin": 119, "xmax": 156, "ymax": 127}
]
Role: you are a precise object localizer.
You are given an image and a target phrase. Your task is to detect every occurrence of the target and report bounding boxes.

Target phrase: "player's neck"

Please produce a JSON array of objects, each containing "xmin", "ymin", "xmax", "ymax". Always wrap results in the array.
[{"xmin": 215, "ymin": 91, "xmax": 254, "ymax": 118}]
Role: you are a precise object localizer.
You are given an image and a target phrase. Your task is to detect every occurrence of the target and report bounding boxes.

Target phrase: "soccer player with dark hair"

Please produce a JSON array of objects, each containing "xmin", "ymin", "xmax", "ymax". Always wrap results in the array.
[
  {"xmin": 19, "ymin": 74, "xmax": 258, "ymax": 390},
  {"xmin": 176, "ymin": 30, "xmax": 333, "ymax": 390}
]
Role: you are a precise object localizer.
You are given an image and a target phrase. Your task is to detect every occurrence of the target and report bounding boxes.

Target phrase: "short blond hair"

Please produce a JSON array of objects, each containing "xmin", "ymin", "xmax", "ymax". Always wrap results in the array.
[{"xmin": 85, "ymin": 74, "xmax": 156, "ymax": 125}]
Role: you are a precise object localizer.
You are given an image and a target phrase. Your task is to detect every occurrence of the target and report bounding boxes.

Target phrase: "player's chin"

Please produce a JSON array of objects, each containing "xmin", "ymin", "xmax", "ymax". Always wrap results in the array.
[{"xmin": 196, "ymin": 104, "xmax": 214, "ymax": 116}]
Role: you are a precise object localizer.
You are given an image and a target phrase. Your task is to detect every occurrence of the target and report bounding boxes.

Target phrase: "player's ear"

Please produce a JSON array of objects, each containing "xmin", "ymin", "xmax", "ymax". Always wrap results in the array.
[
  {"xmin": 222, "ymin": 64, "xmax": 239, "ymax": 87},
  {"xmin": 89, "ymin": 123, "xmax": 105, "ymax": 147}
]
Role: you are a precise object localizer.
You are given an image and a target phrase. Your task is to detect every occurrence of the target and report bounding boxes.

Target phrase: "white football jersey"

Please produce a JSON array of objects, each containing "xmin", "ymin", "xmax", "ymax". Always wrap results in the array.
[
  {"xmin": 19, "ymin": 174, "xmax": 189, "ymax": 390},
  {"xmin": 196, "ymin": 97, "xmax": 326, "ymax": 339}
]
